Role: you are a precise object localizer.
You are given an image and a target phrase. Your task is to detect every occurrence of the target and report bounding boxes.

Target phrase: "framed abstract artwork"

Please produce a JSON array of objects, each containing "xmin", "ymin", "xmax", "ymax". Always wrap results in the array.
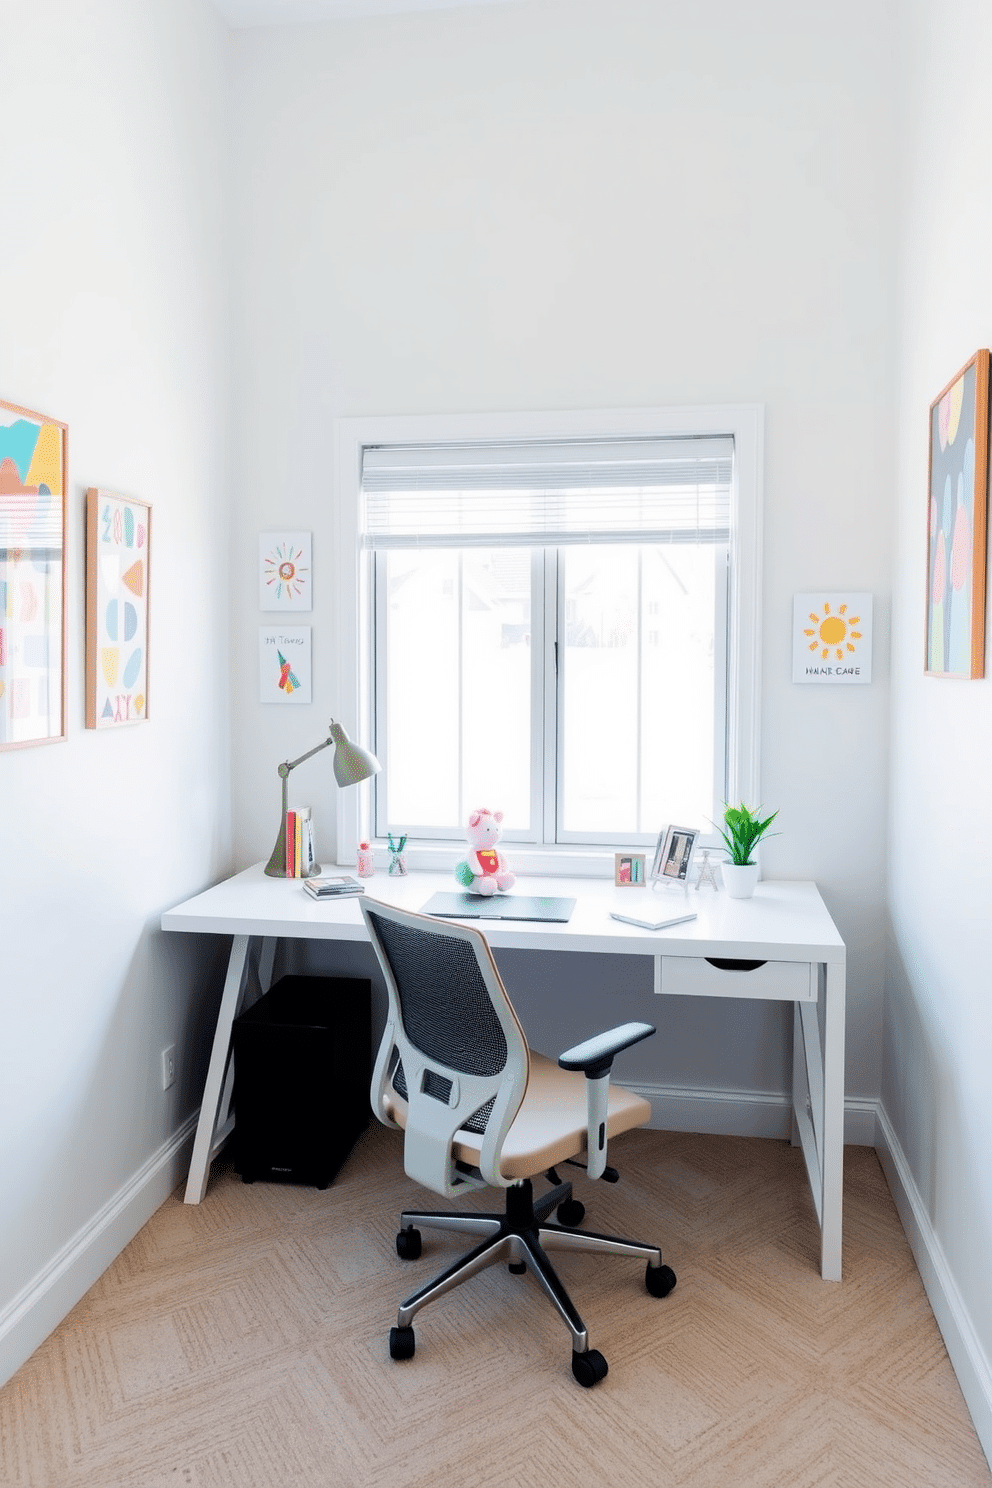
[
  {"xmin": 925, "ymin": 350, "xmax": 989, "ymax": 678},
  {"xmin": 0, "ymin": 398, "xmax": 68, "ymax": 750},
  {"xmin": 85, "ymin": 488, "xmax": 151, "ymax": 728}
]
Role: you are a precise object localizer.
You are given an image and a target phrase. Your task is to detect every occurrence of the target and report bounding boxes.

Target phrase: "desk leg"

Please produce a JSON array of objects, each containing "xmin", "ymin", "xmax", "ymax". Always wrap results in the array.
[
  {"xmin": 211, "ymin": 936, "xmax": 277, "ymax": 1154},
  {"xmin": 184, "ymin": 934, "xmax": 255, "ymax": 1205},
  {"xmin": 819, "ymin": 957, "xmax": 846, "ymax": 1281}
]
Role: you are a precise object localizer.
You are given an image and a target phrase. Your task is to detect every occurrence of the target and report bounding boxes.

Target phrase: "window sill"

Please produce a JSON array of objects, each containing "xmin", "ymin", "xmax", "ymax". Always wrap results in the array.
[{"xmin": 355, "ymin": 841, "xmax": 706, "ymax": 881}]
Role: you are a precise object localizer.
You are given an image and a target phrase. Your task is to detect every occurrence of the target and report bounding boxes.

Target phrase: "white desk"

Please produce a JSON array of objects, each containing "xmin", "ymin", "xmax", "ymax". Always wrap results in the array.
[{"xmin": 162, "ymin": 865, "xmax": 846, "ymax": 1279}]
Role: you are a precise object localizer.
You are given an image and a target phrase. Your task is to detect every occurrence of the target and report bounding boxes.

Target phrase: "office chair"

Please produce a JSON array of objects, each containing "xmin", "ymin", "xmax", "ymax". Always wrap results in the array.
[{"xmin": 360, "ymin": 898, "xmax": 676, "ymax": 1387}]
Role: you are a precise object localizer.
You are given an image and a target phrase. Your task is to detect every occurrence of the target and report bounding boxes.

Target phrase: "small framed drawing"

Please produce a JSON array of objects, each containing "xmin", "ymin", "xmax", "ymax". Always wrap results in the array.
[
  {"xmin": 925, "ymin": 349, "xmax": 989, "ymax": 678},
  {"xmin": 85, "ymin": 488, "xmax": 150, "ymax": 728},
  {"xmin": 259, "ymin": 626, "xmax": 312, "ymax": 704},
  {"xmin": 0, "ymin": 398, "xmax": 69, "ymax": 749},
  {"xmin": 651, "ymin": 826, "xmax": 698, "ymax": 885},
  {"xmin": 260, "ymin": 532, "xmax": 312, "ymax": 611},
  {"xmin": 614, "ymin": 852, "xmax": 646, "ymax": 886}
]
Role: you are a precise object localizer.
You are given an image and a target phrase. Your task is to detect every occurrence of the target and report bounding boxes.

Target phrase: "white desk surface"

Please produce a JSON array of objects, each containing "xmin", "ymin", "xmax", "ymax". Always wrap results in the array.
[{"xmin": 162, "ymin": 863, "xmax": 844, "ymax": 965}]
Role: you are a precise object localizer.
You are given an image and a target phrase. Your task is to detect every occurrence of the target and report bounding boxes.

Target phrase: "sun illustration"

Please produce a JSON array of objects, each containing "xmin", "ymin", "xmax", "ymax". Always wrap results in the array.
[
  {"xmin": 263, "ymin": 541, "xmax": 310, "ymax": 603},
  {"xmin": 804, "ymin": 601, "xmax": 863, "ymax": 661}
]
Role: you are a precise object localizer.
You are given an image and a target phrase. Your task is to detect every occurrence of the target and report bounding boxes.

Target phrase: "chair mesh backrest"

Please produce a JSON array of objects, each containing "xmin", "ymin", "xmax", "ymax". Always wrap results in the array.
[{"xmin": 367, "ymin": 911, "xmax": 509, "ymax": 1078}]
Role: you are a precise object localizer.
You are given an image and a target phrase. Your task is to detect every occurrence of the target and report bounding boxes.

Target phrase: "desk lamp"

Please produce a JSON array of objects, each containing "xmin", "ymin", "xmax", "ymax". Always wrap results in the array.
[{"xmin": 264, "ymin": 721, "xmax": 381, "ymax": 877}]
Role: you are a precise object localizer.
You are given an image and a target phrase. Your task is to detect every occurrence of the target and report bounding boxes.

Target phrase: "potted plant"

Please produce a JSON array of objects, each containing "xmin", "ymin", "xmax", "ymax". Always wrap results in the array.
[{"xmin": 716, "ymin": 804, "xmax": 778, "ymax": 898}]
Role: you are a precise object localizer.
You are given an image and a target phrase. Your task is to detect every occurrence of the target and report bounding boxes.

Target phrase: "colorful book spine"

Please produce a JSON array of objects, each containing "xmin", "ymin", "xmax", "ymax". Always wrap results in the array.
[{"xmin": 285, "ymin": 806, "xmax": 313, "ymax": 876}]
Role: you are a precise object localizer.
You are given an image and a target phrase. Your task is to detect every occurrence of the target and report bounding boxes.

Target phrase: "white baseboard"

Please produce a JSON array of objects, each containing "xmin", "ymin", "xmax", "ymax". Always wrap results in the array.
[
  {"xmin": 625, "ymin": 1081, "xmax": 878, "ymax": 1145},
  {"xmin": 875, "ymin": 1103, "xmax": 992, "ymax": 1471},
  {"xmin": 0, "ymin": 1114, "xmax": 197, "ymax": 1391}
]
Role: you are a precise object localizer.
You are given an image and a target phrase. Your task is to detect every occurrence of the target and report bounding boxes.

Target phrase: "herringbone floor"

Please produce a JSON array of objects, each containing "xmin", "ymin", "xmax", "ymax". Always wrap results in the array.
[{"xmin": 0, "ymin": 1124, "xmax": 988, "ymax": 1487}]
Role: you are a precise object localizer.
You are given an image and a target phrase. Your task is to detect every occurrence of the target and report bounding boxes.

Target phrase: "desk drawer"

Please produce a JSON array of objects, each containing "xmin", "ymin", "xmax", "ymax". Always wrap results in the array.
[{"xmin": 658, "ymin": 955, "xmax": 814, "ymax": 1002}]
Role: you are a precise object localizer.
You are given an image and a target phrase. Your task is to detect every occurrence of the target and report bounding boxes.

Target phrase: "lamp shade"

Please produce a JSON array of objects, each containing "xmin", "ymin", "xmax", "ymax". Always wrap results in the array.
[{"xmin": 330, "ymin": 722, "xmax": 381, "ymax": 787}]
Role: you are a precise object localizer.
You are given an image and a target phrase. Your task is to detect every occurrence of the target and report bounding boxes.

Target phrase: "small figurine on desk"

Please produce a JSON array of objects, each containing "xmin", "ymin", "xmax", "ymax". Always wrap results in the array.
[
  {"xmin": 357, "ymin": 841, "xmax": 375, "ymax": 878},
  {"xmin": 387, "ymin": 833, "xmax": 408, "ymax": 876},
  {"xmin": 454, "ymin": 807, "xmax": 515, "ymax": 895}
]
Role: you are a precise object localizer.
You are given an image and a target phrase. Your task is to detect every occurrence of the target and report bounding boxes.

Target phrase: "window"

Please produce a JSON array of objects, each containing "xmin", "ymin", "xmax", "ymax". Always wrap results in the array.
[{"xmin": 333, "ymin": 407, "xmax": 761, "ymax": 870}]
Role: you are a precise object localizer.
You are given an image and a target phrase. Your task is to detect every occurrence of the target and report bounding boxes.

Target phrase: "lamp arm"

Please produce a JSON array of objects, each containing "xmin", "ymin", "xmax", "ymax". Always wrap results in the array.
[{"xmin": 282, "ymin": 730, "xmax": 335, "ymax": 774}]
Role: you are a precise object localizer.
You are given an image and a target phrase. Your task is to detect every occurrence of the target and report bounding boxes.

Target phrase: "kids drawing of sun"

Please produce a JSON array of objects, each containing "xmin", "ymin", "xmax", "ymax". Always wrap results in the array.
[
  {"xmin": 804, "ymin": 601, "xmax": 863, "ymax": 661},
  {"xmin": 263, "ymin": 540, "xmax": 310, "ymax": 604}
]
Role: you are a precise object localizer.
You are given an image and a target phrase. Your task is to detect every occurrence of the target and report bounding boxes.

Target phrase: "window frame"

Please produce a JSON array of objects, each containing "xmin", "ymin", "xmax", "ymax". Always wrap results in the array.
[{"xmin": 333, "ymin": 404, "xmax": 763, "ymax": 875}]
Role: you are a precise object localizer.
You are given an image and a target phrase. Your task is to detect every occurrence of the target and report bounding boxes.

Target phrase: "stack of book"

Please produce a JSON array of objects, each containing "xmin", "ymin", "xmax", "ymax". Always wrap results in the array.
[
  {"xmin": 302, "ymin": 874, "xmax": 365, "ymax": 900},
  {"xmin": 285, "ymin": 807, "xmax": 315, "ymax": 878}
]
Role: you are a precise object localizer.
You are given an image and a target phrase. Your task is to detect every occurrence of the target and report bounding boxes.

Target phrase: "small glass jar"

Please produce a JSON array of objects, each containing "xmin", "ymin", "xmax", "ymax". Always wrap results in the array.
[{"xmin": 357, "ymin": 841, "xmax": 375, "ymax": 878}]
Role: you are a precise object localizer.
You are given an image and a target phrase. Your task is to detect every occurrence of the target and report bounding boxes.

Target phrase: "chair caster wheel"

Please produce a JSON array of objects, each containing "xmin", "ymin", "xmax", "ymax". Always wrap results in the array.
[
  {"xmin": 646, "ymin": 1262, "xmax": 677, "ymax": 1297},
  {"xmin": 389, "ymin": 1326, "xmax": 416, "ymax": 1360},
  {"xmin": 508, "ymin": 1259, "xmax": 527, "ymax": 1274},
  {"xmin": 572, "ymin": 1348, "xmax": 608, "ymax": 1387},
  {"xmin": 556, "ymin": 1198, "xmax": 586, "ymax": 1227},
  {"xmin": 396, "ymin": 1228, "xmax": 422, "ymax": 1260}
]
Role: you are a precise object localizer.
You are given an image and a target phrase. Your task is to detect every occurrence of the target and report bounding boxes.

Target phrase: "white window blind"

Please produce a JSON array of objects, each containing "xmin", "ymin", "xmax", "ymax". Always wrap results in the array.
[{"xmin": 361, "ymin": 436, "xmax": 733, "ymax": 548}]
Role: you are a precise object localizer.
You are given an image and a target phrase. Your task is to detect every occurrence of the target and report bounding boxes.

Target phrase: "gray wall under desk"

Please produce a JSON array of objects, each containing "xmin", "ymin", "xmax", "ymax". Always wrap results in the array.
[{"xmin": 283, "ymin": 939, "xmax": 792, "ymax": 1135}]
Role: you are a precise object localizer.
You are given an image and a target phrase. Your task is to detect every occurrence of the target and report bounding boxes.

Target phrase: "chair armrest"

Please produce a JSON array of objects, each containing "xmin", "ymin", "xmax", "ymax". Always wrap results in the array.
[
  {"xmin": 558, "ymin": 1022, "xmax": 655, "ymax": 1180},
  {"xmin": 558, "ymin": 1021, "xmax": 655, "ymax": 1077}
]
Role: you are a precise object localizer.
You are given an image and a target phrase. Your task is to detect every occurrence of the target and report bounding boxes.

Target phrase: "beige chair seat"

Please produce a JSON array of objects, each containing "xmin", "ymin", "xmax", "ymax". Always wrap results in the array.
[{"xmin": 385, "ymin": 1051, "xmax": 651, "ymax": 1180}]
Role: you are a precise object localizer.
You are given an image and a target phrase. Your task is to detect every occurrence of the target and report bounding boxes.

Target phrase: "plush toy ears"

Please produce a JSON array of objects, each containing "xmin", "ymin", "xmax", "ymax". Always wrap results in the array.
[
  {"xmin": 468, "ymin": 810, "xmax": 484, "ymax": 828},
  {"xmin": 493, "ymin": 811, "xmax": 504, "ymax": 824}
]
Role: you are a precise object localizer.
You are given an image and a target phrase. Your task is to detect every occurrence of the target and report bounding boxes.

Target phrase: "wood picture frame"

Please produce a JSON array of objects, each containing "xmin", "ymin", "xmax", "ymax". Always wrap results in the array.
[
  {"xmin": 0, "ymin": 398, "xmax": 68, "ymax": 750},
  {"xmin": 86, "ymin": 488, "xmax": 151, "ymax": 727},
  {"xmin": 925, "ymin": 349, "xmax": 990, "ymax": 678},
  {"xmin": 614, "ymin": 852, "xmax": 646, "ymax": 886}
]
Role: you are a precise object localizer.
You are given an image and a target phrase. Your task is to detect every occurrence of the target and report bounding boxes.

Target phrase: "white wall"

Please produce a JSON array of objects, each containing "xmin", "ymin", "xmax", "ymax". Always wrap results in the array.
[
  {"xmin": 883, "ymin": 0, "xmax": 992, "ymax": 1454},
  {"xmin": 0, "ymin": 0, "xmax": 233, "ymax": 1383},
  {"xmin": 228, "ymin": 0, "xmax": 897, "ymax": 1108}
]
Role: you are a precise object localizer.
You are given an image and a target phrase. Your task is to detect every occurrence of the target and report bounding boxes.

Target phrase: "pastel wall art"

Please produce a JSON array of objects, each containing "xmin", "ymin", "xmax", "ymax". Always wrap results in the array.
[
  {"xmin": 792, "ymin": 594, "xmax": 873, "ymax": 684},
  {"xmin": 259, "ymin": 532, "xmax": 311, "ymax": 611},
  {"xmin": 86, "ymin": 489, "xmax": 151, "ymax": 728},
  {"xmin": 0, "ymin": 398, "xmax": 68, "ymax": 749},
  {"xmin": 926, "ymin": 350, "xmax": 989, "ymax": 679},
  {"xmin": 259, "ymin": 626, "xmax": 312, "ymax": 704}
]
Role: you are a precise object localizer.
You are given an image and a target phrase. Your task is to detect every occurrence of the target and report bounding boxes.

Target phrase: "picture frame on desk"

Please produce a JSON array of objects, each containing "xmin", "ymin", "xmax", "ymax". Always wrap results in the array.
[
  {"xmin": 650, "ymin": 825, "xmax": 698, "ymax": 885},
  {"xmin": 614, "ymin": 852, "xmax": 646, "ymax": 886}
]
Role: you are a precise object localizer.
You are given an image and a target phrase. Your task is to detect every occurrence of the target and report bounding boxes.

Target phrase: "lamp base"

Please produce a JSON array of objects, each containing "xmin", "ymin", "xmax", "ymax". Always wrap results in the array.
[{"xmin": 264, "ymin": 857, "xmax": 323, "ymax": 879}]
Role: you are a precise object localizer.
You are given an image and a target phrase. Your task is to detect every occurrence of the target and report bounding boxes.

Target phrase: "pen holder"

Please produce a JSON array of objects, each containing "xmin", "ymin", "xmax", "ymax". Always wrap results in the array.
[{"xmin": 387, "ymin": 833, "xmax": 408, "ymax": 876}]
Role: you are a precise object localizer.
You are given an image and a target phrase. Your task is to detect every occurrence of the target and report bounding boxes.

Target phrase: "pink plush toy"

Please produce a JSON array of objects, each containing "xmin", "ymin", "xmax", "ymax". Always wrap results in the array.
[{"xmin": 454, "ymin": 808, "xmax": 516, "ymax": 895}]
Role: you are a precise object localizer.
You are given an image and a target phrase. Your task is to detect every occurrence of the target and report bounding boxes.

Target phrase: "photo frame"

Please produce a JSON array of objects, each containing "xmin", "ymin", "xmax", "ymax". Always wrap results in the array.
[
  {"xmin": 651, "ymin": 825, "xmax": 698, "ymax": 885},
  {"xmin": 925, "ymin": 349, "xmax": 989, "ymax": 678},
  {"xmin": 86, "ymin": 489, "xmax": 151, "ymax": 728},
  {"xmin": 614, "ymin": 852, "xmax": 646, "ymax": 886},
  {"xmin": 0, "ymin": 398, "xmax": 68, "ymax": 749}
]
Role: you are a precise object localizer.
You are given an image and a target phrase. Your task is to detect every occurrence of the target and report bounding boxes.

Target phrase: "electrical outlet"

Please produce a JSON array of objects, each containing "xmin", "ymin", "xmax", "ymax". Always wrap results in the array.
[{"xmin": 161, "ymin": 1044, "xmax": 176, "ymax": 1091}]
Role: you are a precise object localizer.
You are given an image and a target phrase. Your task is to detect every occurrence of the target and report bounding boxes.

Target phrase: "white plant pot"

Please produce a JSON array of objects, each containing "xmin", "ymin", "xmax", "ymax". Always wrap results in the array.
[{"xmin": 721, "ymin": 862, "xmax": 760, "ymax": 898}]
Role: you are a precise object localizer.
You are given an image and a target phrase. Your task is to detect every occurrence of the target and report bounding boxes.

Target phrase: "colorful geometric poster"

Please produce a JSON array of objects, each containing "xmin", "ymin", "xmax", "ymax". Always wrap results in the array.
[
  {"xmin": 925, "ymin": 351, "xmax": 989, "ymax": 678},
  {"xmin": 86, "ymin": 489, "xmax": 151, "ymax": 727},
  {"xmin": 259, "ymin": 626, "xmax": 312, "ymax": 704},
  {"xmin": 0, "ymin": 399, "xmax": 68, "ymax": 748},
  {"xmin": 792, "ymin": 594, "xmax": 872, "ymax": 684},
  {"xmin": 259, "ymin": 532, "xmax": 312, "ymax": 611}
]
